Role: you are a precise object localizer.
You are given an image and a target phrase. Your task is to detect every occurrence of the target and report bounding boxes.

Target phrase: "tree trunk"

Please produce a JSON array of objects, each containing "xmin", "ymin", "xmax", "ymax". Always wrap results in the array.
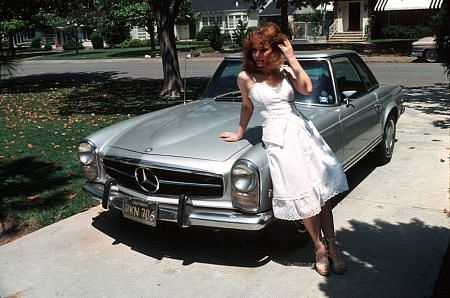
[
  {"xmin": 279, "ymin": 0, "xmax": 291, "ymax": 39},
  {"xmin": 8, "ymin": 32, "xmax": 16, "ymax": 57},
  {"xmin": 152, "ymin": 0, "xmax": 183, "ymax": 98},
  {"xmin": 146, "ymin": 18, "xmax": 156, "ymax": 52},
  {"xmin": 74, "ymin": 28, "xmax": 79, "ymax": 55}
]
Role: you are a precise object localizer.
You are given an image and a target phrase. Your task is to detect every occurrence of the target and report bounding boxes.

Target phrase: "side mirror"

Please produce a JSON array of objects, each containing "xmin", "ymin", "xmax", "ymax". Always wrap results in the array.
[{"xmin": 342, "ymin": 90, "xmax": 357, "ymax": 106}]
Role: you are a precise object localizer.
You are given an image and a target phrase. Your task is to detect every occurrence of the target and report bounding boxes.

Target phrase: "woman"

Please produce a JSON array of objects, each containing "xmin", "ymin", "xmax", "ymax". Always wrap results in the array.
[{"xmin": 219, "ymin": 23, "xmax": 349, "ymax": 276}]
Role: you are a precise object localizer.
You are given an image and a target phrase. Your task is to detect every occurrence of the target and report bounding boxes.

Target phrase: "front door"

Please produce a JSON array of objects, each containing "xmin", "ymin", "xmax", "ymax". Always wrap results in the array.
[{"xmin": 348, "ymin": 2, "xmax": 360, "ymax": 31}]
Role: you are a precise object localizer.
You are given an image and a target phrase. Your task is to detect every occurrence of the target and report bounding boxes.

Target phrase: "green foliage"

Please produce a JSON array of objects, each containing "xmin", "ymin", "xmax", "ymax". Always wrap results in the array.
[
  {"xmin": 128, "ymin": 39, "xmax": 144, "ymax": 48},
  {"xmin": 89, "ymin": 31, "xmax": 104, "ymax": 49},
  {"xmin": 44, "ymin": 43, "xmax": 53, "ymax": 51},
  {"xmin": 200, "ymin": 47, "xmax": 214, "ymax": 53},
  {"xmin": 62, "ymin": 39, "xmax": 85, "ymax": 51},
  {"xmin": 232, "ymin": 20, "xmax": 248, "ymax": 48},
  {"xmin": 431, "ymin": 4, "xmax": 450, "ymax": 78},
  {"xmin": 31, "ymin": 37, "xmax": 42, "ymax": 48},
  {"xmin": 191, "ymin": 49, "xmax": 200, "ymax": 57},
  {"xmin": 381, "ymin": 25, "xmax": 432, "ymax": 39},
  {"xmin": 207, "ymin": 25, "xmax": 224, "ymax": 51},
  {"xmin": 196, "ymin": 26, "xmax": 214, "ymax": 41},
  {"xmin": 98, "ymin": 20, "xmax": 130, "ymax": 46}
]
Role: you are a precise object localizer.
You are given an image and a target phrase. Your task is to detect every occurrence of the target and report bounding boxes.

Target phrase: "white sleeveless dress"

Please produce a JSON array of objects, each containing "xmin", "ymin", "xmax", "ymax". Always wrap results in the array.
[{"xmin": 248, "ymin": 75, "xmax": 349, "ymax": 220}]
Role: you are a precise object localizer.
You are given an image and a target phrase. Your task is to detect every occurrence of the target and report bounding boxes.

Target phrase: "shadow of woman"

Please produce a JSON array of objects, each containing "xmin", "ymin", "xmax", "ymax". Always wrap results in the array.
[{"xmin": 318, "ymin": 218, "xmax": 449, "ymax": 298}]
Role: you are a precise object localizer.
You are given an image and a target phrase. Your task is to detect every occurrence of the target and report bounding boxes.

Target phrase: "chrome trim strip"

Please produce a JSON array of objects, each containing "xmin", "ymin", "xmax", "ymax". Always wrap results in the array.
[
  {"xmin": 104, "ymin": 165, "xmax": 133, "ymax": 178},
  {"xmin": 102, "ymin": 156, "xmax": 223, "ymax": 179},
  {"xmin": 159, "ymin": 180, "xmax": 222, "ymax": 188}
]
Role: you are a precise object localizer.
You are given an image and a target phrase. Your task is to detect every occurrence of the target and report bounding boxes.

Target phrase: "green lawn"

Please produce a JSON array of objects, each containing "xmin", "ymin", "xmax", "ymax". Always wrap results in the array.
[
  {"xmin": 33, "ymin": 44, "xmax": 208, "ymax": 60},
  {"xmin": 0, "ymin": 76, "xmax": 208, "ymax": 242}
]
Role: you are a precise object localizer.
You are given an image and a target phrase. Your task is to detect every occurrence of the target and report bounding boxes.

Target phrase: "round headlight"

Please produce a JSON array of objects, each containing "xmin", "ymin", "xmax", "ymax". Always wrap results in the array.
[
  {"xmin": 78, "ymin": 142, "xmax": 95, "ymax": 166},
  {"xmin": 231, "ymin": 161, "xmax": 257, "ymax": 192}
]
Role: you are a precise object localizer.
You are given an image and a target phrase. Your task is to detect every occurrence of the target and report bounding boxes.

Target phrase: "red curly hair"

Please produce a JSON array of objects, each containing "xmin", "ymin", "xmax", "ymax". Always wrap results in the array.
[{"xmin": 242, "ymin": 22, "xmax": 288, "ymax": 73}]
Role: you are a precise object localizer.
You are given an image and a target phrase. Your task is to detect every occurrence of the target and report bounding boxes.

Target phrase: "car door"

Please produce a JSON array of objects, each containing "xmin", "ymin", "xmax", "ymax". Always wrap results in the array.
[{"xmin": 331, "ymin": 55, "xmax": 382, "ymax": 165}]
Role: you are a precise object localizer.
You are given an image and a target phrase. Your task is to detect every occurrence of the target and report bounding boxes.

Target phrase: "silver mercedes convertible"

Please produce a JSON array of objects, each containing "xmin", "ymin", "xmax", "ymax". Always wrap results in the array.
[{"xmin": 78, "ymin": 50, "xmax": 404, "ymax": 242}]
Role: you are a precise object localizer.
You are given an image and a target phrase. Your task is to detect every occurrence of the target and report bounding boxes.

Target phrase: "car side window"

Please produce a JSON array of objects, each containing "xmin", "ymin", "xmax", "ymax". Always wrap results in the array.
[
  {"xmin": 350, "ymin": 54, "xmax": 379, "ymax": 92},
  {"xmin": 331, "ymin": 56, "xmax": 367, "ymax": 101},
  {"xmin": 294, "ymin": 60, "xmax": 335, "ymax": 105}
]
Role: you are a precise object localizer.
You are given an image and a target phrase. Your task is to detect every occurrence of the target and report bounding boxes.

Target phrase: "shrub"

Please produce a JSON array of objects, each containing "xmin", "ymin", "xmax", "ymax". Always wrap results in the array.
[
  {"xmin": 90, "ymin": 32, "xmax": 104, "ymax": 49},
  {"xmin": 128, "ymin": 39, "xmax": 144, "ymax": 48},
  {"xmin": 62, "ymin": 39, "xmax": 85, "ymax": 50},
  {"xmin": 117, "ymin": 39, "xmax": 130, "ymax": 48},
  {"xmin": 191, "ymin": 50, "xmax": 200, "ymax": 57},
  {"xmin": 201, "ymin": 47, "xmax": 214, "ymax": 53},
  {"xmin": 207, "ymin": 25, "xmax": 224, "ymax": 51},
  {"xmin": 196, "ymin": 26, "xmax": 214, "ymax": 41},
  {"xmin": 232, "ymin": 20, "xmax": 248, "ymax": 48},
  {"xmin": 31, "ymin": 37, "xmax": 41, "ymax": 48},
  {"xmin": 44, "ymin": 43, "xmax": 52, "ymax": 51}
]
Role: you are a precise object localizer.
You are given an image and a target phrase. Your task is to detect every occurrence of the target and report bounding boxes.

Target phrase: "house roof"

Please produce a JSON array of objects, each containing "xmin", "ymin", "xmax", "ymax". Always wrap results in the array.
[
  {"xmin": 191, "ymin": 0, "xmax": 253, "ymax": 13},
  {"xmin": 259, "ymin": 1, "xmax": 298, "ymax": 16}
]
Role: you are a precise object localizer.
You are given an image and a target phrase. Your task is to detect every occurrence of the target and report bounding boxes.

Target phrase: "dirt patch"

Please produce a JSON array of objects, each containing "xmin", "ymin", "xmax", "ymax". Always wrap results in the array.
[{"xmin": 0, "ymin": 215, "xmax": 35, "ymax": 246}]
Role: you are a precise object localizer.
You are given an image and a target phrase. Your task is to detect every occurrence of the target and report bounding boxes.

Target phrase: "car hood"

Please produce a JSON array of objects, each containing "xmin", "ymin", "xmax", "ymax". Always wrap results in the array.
[
  {"xmin": 102, "ymin": 100, "xmax": 315, "ymax": 162},
  {"xmin": 106, "ymin": 100, "xmax": 256, "ymax": 162},
  {"xmin": 412, "ymin": 36, "xmax": 435, "ymax": 47}
]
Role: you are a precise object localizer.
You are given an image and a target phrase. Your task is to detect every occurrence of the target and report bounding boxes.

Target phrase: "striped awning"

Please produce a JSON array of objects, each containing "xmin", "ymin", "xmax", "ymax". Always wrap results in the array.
[{"xmin": 375, "ymin": 0, "xmax": 443, "ymax": 11}]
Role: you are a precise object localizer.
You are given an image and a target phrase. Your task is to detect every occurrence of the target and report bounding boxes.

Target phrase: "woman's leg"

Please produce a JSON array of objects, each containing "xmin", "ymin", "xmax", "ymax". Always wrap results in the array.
[
  {"xmin": 319, "ymin": 201, "xmax": 335, "ymax": 239},
  {"xmin": 319, "ymin": 201, "xmax": 347, "ymax": 274},
  {"xmin": 303, "ymin": 214, "xmax": 329, "ymax": 275}
]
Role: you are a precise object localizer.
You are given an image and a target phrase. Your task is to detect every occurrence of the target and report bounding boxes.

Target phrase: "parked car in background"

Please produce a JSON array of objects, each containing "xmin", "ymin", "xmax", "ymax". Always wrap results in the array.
[
  {"xmin": 411, "ymin": 36, "xmax": 438, "ymax": 62},
  {"xmin": 78, "ymin": 50, "xmax": 404, "ymax": 246}
]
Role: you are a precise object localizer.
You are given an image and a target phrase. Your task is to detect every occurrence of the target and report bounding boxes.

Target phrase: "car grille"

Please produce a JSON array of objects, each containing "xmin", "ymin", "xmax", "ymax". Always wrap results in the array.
[{"xmin": 102, "ymin": 158, "xmax": 224, "ymax": 198}]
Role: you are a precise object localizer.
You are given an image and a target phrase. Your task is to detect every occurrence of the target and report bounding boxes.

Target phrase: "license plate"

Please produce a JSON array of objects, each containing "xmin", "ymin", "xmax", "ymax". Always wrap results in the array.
[{"xmin": 123, "ymin": 198, "xmax": 158, "ymax": 226}]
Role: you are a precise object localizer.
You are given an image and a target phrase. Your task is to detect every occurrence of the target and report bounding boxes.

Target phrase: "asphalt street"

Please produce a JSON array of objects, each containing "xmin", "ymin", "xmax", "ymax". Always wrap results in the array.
[{"xmin": 0, "ymin": 58, "xmax": 449, "ymax": 297}]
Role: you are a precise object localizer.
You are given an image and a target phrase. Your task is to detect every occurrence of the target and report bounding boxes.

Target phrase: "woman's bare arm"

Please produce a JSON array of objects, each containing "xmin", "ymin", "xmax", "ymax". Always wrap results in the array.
[
  {"xmin": 278, "ymin": 39, "xmax": 313, "ymax": 95},
  {"xmin": 219, "ymin": 71, "xmax": 254, "ymax": 142}
]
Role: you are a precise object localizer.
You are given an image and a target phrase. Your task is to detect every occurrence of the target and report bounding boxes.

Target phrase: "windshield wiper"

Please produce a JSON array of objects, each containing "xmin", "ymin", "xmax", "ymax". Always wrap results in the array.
[{"xmin": 214, "ymin": 91, "xmax": 242, "ymax": 101}]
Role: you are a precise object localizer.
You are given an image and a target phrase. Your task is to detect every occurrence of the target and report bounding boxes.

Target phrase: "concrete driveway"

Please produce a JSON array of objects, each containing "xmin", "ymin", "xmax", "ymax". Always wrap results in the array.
[{"xmin": 1, "ymin": 72, "xmax": 449, "ymax": 298}]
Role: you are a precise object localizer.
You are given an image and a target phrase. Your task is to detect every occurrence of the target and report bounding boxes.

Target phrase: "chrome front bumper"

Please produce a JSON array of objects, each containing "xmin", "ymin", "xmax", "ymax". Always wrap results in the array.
[{"xmin": 83, "ymin": 182, "xmax": 273, "ymax": 231}]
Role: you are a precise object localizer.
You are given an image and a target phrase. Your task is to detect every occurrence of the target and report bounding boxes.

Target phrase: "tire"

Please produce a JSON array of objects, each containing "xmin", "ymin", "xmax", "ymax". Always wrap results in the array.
[
  {"xmin": 264, "ymin": 219, "xmax": 309, "ymax": 249},
  {"xmin": 424, "ymin": 49, "xmax": 438, "ymax": 63},
  {"xmin": 372, "ymin": 114, "xmax": 396, "ymax": 166}
]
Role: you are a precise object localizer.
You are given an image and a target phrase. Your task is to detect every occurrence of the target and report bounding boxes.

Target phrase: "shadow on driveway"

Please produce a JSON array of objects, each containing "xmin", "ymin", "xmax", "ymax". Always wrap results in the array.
[
  {"xmin": 402, "ymin": 83, "xmax": 450, "ymax": 129},
  {"xmin": 90, "ymin": 156, "xmax": 377, "ymax": 269}
]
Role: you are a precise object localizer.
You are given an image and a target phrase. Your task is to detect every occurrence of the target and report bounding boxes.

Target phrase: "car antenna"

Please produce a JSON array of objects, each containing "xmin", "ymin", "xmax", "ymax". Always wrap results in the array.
[{"xmin": 184, "ymin": 52, "xmax": 188, "ymax": 105}]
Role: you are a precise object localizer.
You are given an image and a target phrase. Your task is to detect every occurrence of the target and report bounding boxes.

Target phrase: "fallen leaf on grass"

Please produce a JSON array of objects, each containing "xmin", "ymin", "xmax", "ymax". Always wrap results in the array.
[
  {"xmin": 27, "ymin": 143, "xmax": 33, "ymax": 148},
  {"xmin": 26, "ymin": 195, "xmax": 41, "ymax": 202},
  {"xmin": 68, "ymin": 194, "xmax": 77, "ymax": 200}
]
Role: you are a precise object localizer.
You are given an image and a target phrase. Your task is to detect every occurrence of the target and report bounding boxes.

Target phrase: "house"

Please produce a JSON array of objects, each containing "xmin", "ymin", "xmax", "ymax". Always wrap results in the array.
[{"xmin": 189, "ymin": 0, "xmax": 259, "ymax": 38}]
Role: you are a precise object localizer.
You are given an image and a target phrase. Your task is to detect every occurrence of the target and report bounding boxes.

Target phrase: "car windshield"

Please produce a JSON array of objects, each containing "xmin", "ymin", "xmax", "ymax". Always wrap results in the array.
[{"xmin": 202, "ymin": 59, "xmax": 335, "ymax": 105}]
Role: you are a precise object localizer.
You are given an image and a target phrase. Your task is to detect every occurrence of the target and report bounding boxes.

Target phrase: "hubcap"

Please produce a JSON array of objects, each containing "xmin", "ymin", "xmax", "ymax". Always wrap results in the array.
[{"xmin": 384, "ymin": 119, "xmax": 395, "ymax": 156}]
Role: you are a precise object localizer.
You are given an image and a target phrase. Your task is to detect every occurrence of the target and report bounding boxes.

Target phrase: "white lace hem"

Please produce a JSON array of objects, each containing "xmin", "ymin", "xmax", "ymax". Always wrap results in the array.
[{"xmin": 272, "ymin": 173, "xmax": 349, "ymax": 220}]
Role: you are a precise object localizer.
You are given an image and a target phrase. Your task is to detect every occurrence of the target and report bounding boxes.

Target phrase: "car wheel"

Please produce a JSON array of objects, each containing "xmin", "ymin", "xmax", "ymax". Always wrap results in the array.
[
  {"xmin": 424, "ymin": 49, "xmax": 438, "ymax": 63},
  {"xmin": 264, "ymin": 219, "xmax": 309, "ymax": 249},
  {"xmin": 372, "ymin": 114, "xmax": 396, "ymax": 165}
]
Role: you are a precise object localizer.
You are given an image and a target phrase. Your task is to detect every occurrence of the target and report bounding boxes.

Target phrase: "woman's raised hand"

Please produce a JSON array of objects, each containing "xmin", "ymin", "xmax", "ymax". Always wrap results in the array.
[{"xmin": 278, "ymin": 39, "xmax": 295, "ymax": 60}]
